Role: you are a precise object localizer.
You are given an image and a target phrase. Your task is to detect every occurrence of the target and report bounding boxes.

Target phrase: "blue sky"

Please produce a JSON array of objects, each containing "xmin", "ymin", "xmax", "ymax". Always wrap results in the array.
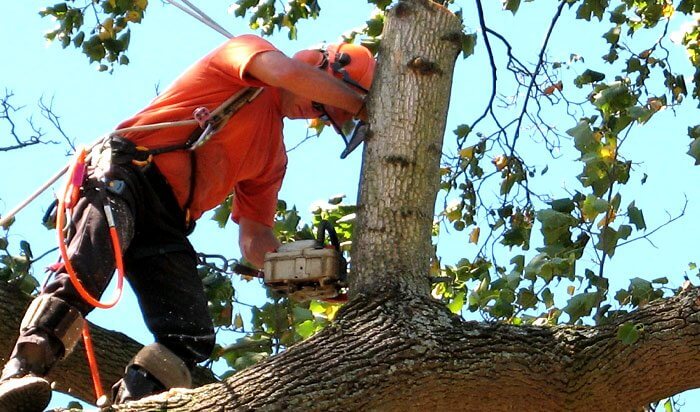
[{"xmin": 2, "ymin": 0, "xmax": 700, "ymax": 410}]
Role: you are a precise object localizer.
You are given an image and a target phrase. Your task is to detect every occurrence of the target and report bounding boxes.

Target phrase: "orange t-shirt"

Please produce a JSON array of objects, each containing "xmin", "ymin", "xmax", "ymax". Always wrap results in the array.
[{"xmin": 116, "ymin": 35, "xmax": 287, "ymax": 226}]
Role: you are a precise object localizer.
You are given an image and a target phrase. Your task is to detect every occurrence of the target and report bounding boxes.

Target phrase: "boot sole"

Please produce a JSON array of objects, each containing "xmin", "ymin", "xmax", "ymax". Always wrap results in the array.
[{"xmin": 0, "ymin": 376, "xmax": 52, "ymax": 412}]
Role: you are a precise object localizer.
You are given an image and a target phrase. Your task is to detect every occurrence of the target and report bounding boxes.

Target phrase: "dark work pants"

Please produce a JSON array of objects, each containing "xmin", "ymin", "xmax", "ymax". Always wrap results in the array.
[{"xmin": 14, "ymin": 156, "xmax": 215, "ymax": 371}]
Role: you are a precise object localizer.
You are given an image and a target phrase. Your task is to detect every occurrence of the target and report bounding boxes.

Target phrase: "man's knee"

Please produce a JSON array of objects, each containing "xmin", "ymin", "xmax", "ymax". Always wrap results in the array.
[{"xmin": 20, "ymin": 295, "xmax": 84, "ymax": 358}]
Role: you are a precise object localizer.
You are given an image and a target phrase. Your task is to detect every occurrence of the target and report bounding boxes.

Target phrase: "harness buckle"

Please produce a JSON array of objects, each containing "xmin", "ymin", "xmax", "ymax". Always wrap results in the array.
[
  {"xmin": 193, "ymin": 107, "xmax": 211, "ymax": 129},
  {"xmin": 131, "ymin": 146, "xmax": 154, "ymax": 167}
]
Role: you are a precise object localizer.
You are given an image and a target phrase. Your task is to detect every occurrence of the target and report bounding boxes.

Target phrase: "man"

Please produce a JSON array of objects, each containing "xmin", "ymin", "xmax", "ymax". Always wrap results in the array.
[{"xmin": 0, "ymin": 34, "xmax": 375, "ymax": 411}]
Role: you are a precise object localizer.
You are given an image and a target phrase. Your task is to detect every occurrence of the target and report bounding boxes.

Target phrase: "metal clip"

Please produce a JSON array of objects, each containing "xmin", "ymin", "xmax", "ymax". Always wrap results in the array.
[{"xmin": 193, "ymin": 107, "xmax": 211, "ymax": 129}]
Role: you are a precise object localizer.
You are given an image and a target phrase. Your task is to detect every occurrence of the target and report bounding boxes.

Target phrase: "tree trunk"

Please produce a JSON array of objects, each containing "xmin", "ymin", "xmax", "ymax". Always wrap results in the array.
[{"xmin": 351, "ymin": 0, "xmax": 462, "ymax": 298}]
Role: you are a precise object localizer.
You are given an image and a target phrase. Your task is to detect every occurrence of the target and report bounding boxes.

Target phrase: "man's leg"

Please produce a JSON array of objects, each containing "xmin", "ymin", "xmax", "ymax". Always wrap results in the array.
[
  {"xmin": 111, "ymin": 247, "xmax": 215, "ymax": 403},
  {"xmin": 0, "ymin": 183, "xmax": 135, "ymax": 411}
]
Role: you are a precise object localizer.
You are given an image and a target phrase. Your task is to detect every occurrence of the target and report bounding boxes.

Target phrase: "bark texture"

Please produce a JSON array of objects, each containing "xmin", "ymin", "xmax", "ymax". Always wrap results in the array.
[{"xmin": 351, "ymin": 0, "xmax": 462, "ymax": 297}]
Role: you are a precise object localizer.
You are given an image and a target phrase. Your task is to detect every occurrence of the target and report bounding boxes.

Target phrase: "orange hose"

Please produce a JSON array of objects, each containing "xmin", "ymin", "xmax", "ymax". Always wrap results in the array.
[
  {"xmin": 81, "ymin": 323, "xmax": 104, "ymax": 400},
  {"xmin": 56, "ymin": 148, "xmax": 128, "ymax": 403},
  {"xmin": 55, "ymin": 153, "xmax": 124, "ymax": 309}
]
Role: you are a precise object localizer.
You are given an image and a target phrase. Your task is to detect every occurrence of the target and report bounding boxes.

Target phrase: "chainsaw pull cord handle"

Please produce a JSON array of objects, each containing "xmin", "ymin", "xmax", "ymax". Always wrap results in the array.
[
  {"xmin": 55, "ymin": 146, "xmax": 126, "ymax": 403},
  {"xmin": 315, "ymin": 220, "xmax": 341, "ymax": 252}
]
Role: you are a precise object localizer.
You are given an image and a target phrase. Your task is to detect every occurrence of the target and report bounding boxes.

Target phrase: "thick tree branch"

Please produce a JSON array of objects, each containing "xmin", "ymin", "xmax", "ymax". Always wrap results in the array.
[{"xmin": 108, "ymin": 287, "xmax": 700, "ymax": 411}]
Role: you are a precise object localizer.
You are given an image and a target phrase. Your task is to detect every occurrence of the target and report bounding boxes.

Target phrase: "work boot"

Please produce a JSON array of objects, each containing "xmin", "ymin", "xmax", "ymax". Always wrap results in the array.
[
  {"xmin": 0, "ymin": 345, "xmax": 53, "ymax": 412},
  {"xmin": 111, "ymin": 364, "xmax": 167, "ymax": 404},
  {"xmin": 111, "ymin": 343, "xmax": 192, "ymax": 404}
]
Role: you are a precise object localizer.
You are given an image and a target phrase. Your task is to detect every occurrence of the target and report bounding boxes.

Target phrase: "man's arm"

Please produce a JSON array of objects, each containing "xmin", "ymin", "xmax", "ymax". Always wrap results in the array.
[
  {"xmin": 246, "ymin": 50, "xmax": 365, "ymax": 116},
  {"xmin": 238, "ymin": 216, "xmax": 281, "ymax": 268}
]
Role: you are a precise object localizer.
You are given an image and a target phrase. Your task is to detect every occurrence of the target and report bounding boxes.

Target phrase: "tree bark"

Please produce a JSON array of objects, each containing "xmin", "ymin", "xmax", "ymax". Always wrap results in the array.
[{"xmin": 351, "ymin": 0, "xmax": 462, "ymax": 297}]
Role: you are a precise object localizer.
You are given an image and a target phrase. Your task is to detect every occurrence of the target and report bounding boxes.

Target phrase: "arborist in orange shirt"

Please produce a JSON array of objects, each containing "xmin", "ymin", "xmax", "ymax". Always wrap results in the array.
[{"xmin": 0, "ymin": 35, "xmax": 375, "ymax": 411}]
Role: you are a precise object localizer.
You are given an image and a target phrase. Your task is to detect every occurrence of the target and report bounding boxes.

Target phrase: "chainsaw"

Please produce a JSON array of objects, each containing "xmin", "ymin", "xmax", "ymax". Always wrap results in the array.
[{"xmin": 233, "ymin": 220, "xmax": 348, "ymax": 302}]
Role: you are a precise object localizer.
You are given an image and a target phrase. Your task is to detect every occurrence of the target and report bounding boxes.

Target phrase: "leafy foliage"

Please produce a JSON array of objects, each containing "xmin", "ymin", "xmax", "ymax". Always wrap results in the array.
[
  {"xmin": 0, "ymin": 221, "xmax": 41, "ymax": 295},
  {"xmin": 39, "ymin": 0, "xmax": 146, "ymax": 70}
]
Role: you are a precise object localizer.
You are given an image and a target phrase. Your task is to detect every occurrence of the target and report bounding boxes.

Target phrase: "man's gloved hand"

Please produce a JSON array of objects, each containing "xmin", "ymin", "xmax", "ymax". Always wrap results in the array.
[{"xmin": 238, "ymin": 217, "xmax": 282, "ymax": 268}]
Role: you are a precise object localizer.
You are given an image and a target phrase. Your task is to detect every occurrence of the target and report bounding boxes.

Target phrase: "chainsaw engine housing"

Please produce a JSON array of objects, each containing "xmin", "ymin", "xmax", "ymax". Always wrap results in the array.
[{"xmin": 263, "ymin": 239, "xmax": 346, "ymax": 301}]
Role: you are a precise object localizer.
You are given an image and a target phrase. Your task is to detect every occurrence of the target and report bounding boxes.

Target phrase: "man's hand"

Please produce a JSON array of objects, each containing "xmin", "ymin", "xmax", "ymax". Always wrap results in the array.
[{"xmin": 238, "ymin": 217, "xmax": 281, "ymax": 268}]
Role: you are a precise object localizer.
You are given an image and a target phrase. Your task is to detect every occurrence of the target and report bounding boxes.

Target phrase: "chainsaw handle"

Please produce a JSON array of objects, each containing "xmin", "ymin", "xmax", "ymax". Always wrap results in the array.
[{"xmin": 316, "ymin": 220, "xmax": 341, "ymax": 252}]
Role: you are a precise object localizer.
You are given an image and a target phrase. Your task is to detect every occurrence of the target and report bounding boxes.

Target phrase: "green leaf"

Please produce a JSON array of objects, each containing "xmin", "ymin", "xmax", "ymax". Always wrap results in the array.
[
  {"xmin": 211, "ymin": 196, "xmax": 232, "ymax": 228},
  {"xmin": 595, "ymin": 226, "xmax": 619, "ymax": 257},
  {"xmin": 233, "ymin": 313, "xmax": 244, "ymax": 329},
  {"xmin": 581, "ymin": 195, "xmax": 609, "ymax": 222},
  {"xmin": 628, "ymin": 277, "xmax": 662, "ymax": 306},
  {"xmin": 609, "ymin": 4, "xmax": 627, "ymax": 24},
  {"xmin": 292, "ymin": 306, "xmax": 314, "ymax": 322},
  {"xmin": 617, "ymin": 224, "xmax": 632, "ymax": 240},
  {"xmin": 688, "ymin": 137, "xmax": 700, "ymax": 165},
  {"xmin": 19, "ymin": 241, "xmax": 33, "ymax": 260},
  {"xmin": 550, "ymin": 198, "xmax": 575, "ymax": 214},
  {"xmin": 461, "ymin": 32, "xmax": 477, "ymax": 59},
  {"xmin": 328, "ymin": 194, "xmax": 345, "ymax": 205},
  {"xmin": 365, "ymin": 15, "xmax": 384, "ymax": 37},
  {"xmin": 566, "ymin": 120, "xmax": 598, "ymax": 153},
  {"xmin": 517, "ymin": 288, "xmax": 538, "ymax": 309},
  {"xmin": 542, "ymin": 287, "xmax": 554, "ymax": 308},
  {"xmin": 627, "ymin": 202, "xmax": 647, "ymax": 230},
  {"xmin": 536, "ymin": 209, "xmax": 577, "ymax": 246},
  {"xmin": 524, "ymin": 253, "xmax": 575, "ymax": 283},
  {"xmin": 19, "ymin": 274, "xmax": 39, "ymax": 295},
  {"xmin": 296, "ymin": 320, "xmax": 316, "ymax": 338},
  {"xmin": 592, "ymin": 82, "xmax": 634, "ymax": 117},
  {"xmin": 617, "ymin": 321, "xmax": 642, "ymax": 345},
  {"xmin": 689, "ymin": 125, "xmax": 700, "ymax": 140},
  {"xmin": 447, "ymin": 291, "xmax": 465, "ymax": 314},
  {"xmin": 626, "ymin": 106, "xmax": 652, "ymax": 123},
  {"xmin": 603, "ymin": 26, "xmax": 620, "ymax": 45},
  {"xmin": 454, "ymin": 124, "xmax": 471, "ymax": 139},
  {"xmin": 576, "ymin": 0, "xmax": 609, "ymax": 21},
  {"xmin": 574, "ymin": 69, "xmax": 606, "ymax": 88},
  {"xmin": 563, "ymin": 292, "xmax": 602, "ymax": 323},
  {"xmin": 66, "ymin": 401, "xmax": 83, "ymax": 410},
  {"xmin": 503, "ymin": 0, "xmax": 521, "ymax": 14},
  {"xmin": 73, "ymin": 31, "xmax": 85, "ymax": 47},
  {"xmin": 614, "ymin": 288, "xmax": 630, "ymax": 305}
]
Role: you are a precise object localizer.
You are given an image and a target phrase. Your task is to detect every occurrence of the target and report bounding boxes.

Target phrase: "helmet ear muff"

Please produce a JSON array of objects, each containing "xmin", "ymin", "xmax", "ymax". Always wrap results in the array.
[{"xmin": 334, "ymin": 52, "xmax": 351, "ymax": 68}]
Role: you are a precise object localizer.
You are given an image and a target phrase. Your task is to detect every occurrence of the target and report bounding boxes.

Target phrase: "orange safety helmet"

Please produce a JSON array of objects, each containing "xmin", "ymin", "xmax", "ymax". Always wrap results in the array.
[
  {"xmin": 293, "ymin": 42, "xmax": 376, "ymax": 158},
  {"xmin": 292, "ymin": 42, "xmax": 376, "ymax": 94}
]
